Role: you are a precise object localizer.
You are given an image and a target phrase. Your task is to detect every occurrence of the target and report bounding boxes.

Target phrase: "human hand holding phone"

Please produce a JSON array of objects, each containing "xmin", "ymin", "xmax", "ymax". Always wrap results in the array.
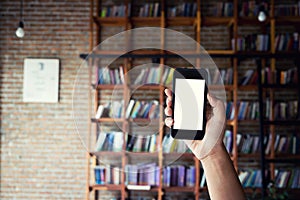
[{"xmin": 165, "ymin": 88, "xmax": 226, "ymax": 160}]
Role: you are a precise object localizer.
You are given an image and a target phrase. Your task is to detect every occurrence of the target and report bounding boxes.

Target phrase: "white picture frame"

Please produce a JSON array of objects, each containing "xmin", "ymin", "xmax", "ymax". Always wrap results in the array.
[{"xmin": 23, "ymin": 58, "xmax": 60, "ymax": 103}]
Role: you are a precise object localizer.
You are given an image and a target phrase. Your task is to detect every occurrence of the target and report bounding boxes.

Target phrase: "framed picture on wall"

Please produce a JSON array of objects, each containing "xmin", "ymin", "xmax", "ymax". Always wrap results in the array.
[{"xmin": 23, "ymin": 58, "xmax": 60, "ymax": 103}]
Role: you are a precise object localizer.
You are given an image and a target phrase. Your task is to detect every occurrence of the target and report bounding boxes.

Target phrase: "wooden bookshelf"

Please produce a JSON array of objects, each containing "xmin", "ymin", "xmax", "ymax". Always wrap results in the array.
[{"xmin": 82, "ymin": 0, "xmax": 300, "ymax": 199}]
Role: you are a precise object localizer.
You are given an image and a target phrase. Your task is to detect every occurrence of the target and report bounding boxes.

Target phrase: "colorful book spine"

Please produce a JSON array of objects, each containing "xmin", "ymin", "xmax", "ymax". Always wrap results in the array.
[
  {"xmin": 97, "ymin": 66, "xmax": 125, "ymax": 85},
  {"xmin": 94, "ymin": 165, "xmax": 121, "ymax": 185},
  {"xmin": 125, "ymin": 99, "xmax": 160, "ymax": 119},
  {"xmin": 95, "ymin": 131, "xmax": 124, "ymax": 152},
  {"xmin": 126, "ymin": 134, "xmax": 157, "ymax": 153},
  {"xmin": 125, "ymin": 163, "xmax": 159, "ymax": 186},
  {"xmin": 163, "ymin": 165, "xmax": 196, "ymax": 187}
]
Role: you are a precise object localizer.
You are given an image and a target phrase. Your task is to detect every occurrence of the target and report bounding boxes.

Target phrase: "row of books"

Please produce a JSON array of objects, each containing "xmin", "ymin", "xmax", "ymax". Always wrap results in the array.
[
  {"xmin": 125, "ymin": 163, "xmax": 160, "ymax": 186},
  {"xmin": 226, "ymin": 100, "xmax": 298, "ymax": 121},
  {"xmin": 167, "ymin": 3, "xmax": 197, "ymax": 17},
  {"xmin": 95, "ymin": 131, "xmax": 124, "ymax": 152},
  {"xmin": 95, "ymin": 101, "xmax": 123, "ymax": 119},
  {"xmin": 239, "ymin": 1, "xmax": 269, "ymax": 17},
  {"xmin": 224, "ymin": 131, "xmax": 262, "ymax": 155},
  {"xmin": 100, "ymin": 4, "xmax": 130, "ymax": 17},
  {"xmin": 261, "ymin": 67, "xmax": 298, "ymax": 85},
  {"xmin": 275, "ymin": 33, "xmax": 300, "ymax": 52},
  {"xmin": 274, "ymin": 67, "xmax": 298, "ymax": 85},
  {"xmin": 239, "ymin": 169, "xmax": 262, "ymax": 188},
  {"xmin": 233, "ymin": 34, "xmax": 270, "ymax": 51},
  {"xmin": 97, "ymin": 66, "xmax": 174, "ymax": 86},
  {"xmin": 163, "ymin": 165, "xmax": 196, "ymax": 187},
  {"xmin": 95, "ymin": 99, "xmax": 160, "ymax": 119},
  {"xmin": 125, "ymin": 99, "xmax": 160, "ymax": 119},
  {"xmin": 95, "ymin": 132, "xmax": 189, "ymax": 153},
  {"xmin": 95, "ymin": 165, "xmax": 300, "ymax": 189},
  {"xmin": 138, "ymin": 3, "xmax": 160, "ymax": 17},
  {"xmin": 162, "ymin": 134, "xmax": 189, "ymax": 153},
  {"xmin": 270, "ymin": 133, "xmax": 300, "ymax": 155},
  {"xmin": 238, "ymin": 67, "xmax": 298, "ymax": 86},
  {"xmin": 265, "ymin": 100, "xmax": 298, "ymax": 120},
  {"xmin": 275, "ymin": 1, "xmax": 300, "ymax": 17},
  {"xmin": 273, "ymin": 100, "xmax": 298, "ymax": 120},
  {"xmin": 98, "ymin": 1, "xmax": 300, "ymax": 18},
  {"xmin": 126, "ymin": 134, "xmax": 157, "ymax": 153},
  {"xmin": 237, "ymin": 134, "xmax": 263, "ymax": 154},
  {"xmin": 212, "ymin": 2, "xmax": 233, "ymax": 17},
  {"xmin": 95, "ymin": 132, "xmax": 157, "ymax": 153},
  {"xmin": 223, "ymin": 130, "xmax": 300, "ymax": 155},
  {"xmin": 97, "ymin": 66, "xmax": 125, "ymax": 85},
  {"xmin": 94, "ymin": 165, "xmax": 121, "ymax": 185},
  {"xmin": 274, "ymin": 168, "xmax": 300, "ymax": 189},
  {"xmin": 212, "ymin": 68, "xmax": 233, "ymax": 85},
  {"xmin": 133, "ymin": 66, "xmax": 162, "ymax": 85},
  {"xmin": 226, "ymin": 101, "xmax": 259, "ymax": 121},
  {"xmin": 239, "ymin": 168, "xmax": 300, "ymax": 189}
]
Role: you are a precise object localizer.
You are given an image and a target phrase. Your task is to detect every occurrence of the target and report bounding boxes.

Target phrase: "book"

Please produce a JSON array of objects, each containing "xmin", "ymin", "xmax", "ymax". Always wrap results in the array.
[
  {"xmin": 94, "ymin": 166, "xmax": 106, "ymax": 185},
  {"xmin": 224, "ymin": 130, "xmax": 233, "ymax": 153},
  {"xmin": 125, "ymin": 163, "xmax": 158, "ymax": 186},
  {"xmin": 95, "ymin": 132, "xmax": 108, "ymax": 151},
  {"xmin": 125, "ymin": 99, "xmax": 136, "ymax": 118},
  {"xmin": 95, "ymin": 132, "xmax": 124, "ymax": 152}
]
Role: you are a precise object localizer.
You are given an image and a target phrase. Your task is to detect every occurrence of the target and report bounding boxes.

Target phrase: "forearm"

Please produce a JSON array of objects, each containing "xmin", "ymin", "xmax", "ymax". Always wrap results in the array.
[{"xmin": 201, "ymin": 143, "xmax": 246, "ymax": 200}]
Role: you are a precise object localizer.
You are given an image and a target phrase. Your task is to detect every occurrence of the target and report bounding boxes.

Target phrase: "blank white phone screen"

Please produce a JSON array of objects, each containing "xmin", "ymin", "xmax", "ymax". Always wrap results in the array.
[{"xmin": 173, "ymin": 79, "xmax": 205, "ymax": 130}]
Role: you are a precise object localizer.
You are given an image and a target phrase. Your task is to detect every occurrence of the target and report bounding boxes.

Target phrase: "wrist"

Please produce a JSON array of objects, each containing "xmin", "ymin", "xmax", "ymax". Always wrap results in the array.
[{"xmin": 200, "ymin": 142, "xmax": 228, "ymax": 164}]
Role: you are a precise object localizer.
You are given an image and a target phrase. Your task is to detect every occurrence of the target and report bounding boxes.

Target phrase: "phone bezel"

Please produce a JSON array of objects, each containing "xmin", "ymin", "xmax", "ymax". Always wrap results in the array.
[{"xmin": 170, "ymin": 68, "xmax": 208, "ymax": 140}]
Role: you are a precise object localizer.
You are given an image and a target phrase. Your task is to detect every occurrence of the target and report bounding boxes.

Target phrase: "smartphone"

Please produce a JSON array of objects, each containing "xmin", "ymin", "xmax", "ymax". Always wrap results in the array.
[{"xmin": 170, "ymin": 68, "xmax": 208, "ymax": 140}]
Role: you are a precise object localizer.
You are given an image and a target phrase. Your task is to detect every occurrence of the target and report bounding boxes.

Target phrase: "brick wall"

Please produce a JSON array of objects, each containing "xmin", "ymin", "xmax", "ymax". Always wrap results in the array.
[
  {"xmin": 0, "ymin": 0, "xmax": 298, "ymax": 199},
  {"xmin": 0, "ymin": 0, "xmax": 90, "ymax": 199}
]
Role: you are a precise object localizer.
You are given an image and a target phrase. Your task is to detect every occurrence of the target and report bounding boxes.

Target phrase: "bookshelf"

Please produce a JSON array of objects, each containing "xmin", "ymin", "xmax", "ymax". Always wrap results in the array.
[{"xmin": 81, "ymin": 0, "xmax": 300, "ymax": 199}]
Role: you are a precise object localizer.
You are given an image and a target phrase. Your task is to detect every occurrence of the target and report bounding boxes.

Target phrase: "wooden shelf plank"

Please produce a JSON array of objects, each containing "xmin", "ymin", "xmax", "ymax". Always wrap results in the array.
[
  {"xmin": 128, "ymin": 118, "xmax": 160, "ymax": 124},
  {"xmin": 91, "ymin": 118, "xmax": 124, "ymax": 123},
  {"xmin": 91, "ymin": 184, "xmax": 124, "ymax": 191},
  {"xmin": 129, "ymin": 84, "xmax": 163, "ymax": 90},
  {"xmin": 202, "ymin": 17, "xmax": 234, "ymax": 26},
  {"xmin": 261, "ymin": 84, "xmax": 299, "ymax": 89},
  {"xmin": 209, "ymin": 84, "xmax": 234, "ymax": 91},
  {"xmin": 91, "ymin": 151, "xmax": 124, "ymax": 157},
  {"xmin": 94, "ymin": 84, "xmax": 125, "ymax": 90},
  {"xmin": 264, "ymin": 120, "xmax": 300, "ymax": 126},
  {"xmin": 167, "ymin": 17, "xmax": 196, "ymax": 26},
  {"xmin": 163, "ymin": 152, "xmax": 194, "ymax": 159},
  {"xmin": 238, "ymin": 17, "xmax": 271, "ymax": 25},
  {"xmin": 238, "ymin": 85, "xmax": 257, "ymax": 91},
  {"xmin": 131, "ymin": 17, "xmax": 161, "ymax": 26},
  {"xmin": 206, "ymin": 50, "xmax": 234, "ymax": 55},
  {"xmin": 163, "ymin": 186, "xmax": 195, "ymax": 192},
  {"xmin": 93, "ymin": 16, "xmax": 127, "ymax": 26},
  {"xmin": 126, "ymin": 152, "xmax": 158, "ymax": 157},
  {"xmin": 275, "ymin": 16, "xmax": 300, "ymax": 24}
]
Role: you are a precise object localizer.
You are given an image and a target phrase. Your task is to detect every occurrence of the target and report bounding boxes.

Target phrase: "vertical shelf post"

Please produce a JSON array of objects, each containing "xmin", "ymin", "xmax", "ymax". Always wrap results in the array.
[{"xmin": 257, "ymin": 59, "xmax": 267, "ymax": 199}]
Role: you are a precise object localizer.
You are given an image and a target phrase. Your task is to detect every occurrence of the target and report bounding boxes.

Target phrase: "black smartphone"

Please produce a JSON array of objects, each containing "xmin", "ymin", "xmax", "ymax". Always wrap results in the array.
[{"xmin": 170, "ymin": 68, "xmax": 208, "ymax": 140}]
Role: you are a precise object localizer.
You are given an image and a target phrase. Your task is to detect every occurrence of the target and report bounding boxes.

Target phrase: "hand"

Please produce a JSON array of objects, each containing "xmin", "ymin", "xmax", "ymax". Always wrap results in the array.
[{"xmin": 164, "ymin": 88, "xmax": 226, "ymax": 160}]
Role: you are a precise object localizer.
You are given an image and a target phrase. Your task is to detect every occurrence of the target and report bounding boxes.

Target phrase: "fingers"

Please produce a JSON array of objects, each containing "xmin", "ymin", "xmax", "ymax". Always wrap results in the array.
[
  {"xmin": 207, "ymin": 93, "xmax": 218, "ymax": 108},
  {"xmin": 166, "ymin": 97, "xmax": 172, "ymax": 107},
  {"xmin": 164, "ymin": 88, "xmax": 172, "ymax": 115},
  {"xmin": 164, "ymin": 88, "xmax": 172, "ymax": 98},
  {"xmin": 164, "ymin": 106, "xmax": 172, "ymax": 117},
  {"xmin": 165, "ymin": 117, "xmax": 174, "ymax": 128}
]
